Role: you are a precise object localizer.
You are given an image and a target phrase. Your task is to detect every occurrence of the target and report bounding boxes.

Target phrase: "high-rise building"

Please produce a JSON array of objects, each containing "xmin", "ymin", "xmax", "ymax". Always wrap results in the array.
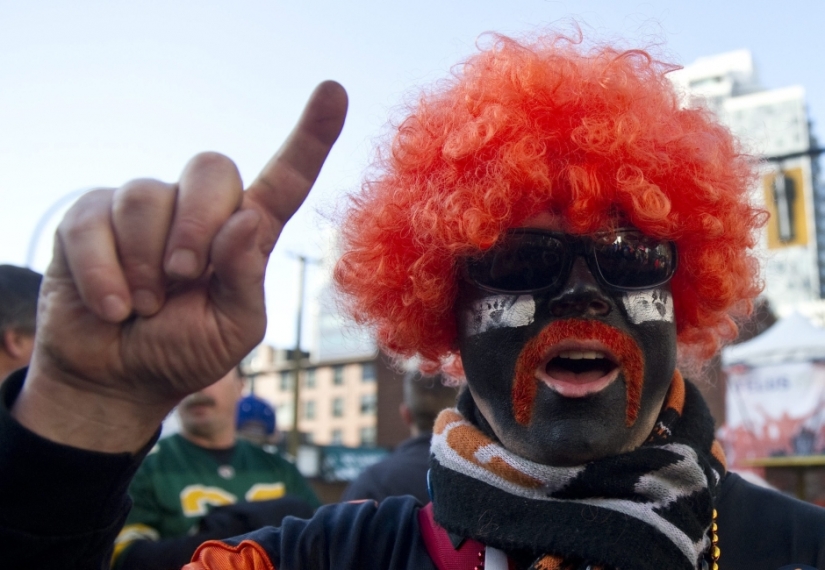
[
  {"xmin": 670, "ymin": 50, "xmax": 824, "ymax": 317},
  {"xmin": 310, "ymin": 226, "xmax": 377, "ymax": 363}
]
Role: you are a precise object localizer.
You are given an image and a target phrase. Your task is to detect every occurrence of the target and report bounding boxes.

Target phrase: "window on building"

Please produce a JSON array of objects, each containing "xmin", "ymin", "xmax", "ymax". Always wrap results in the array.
[
  {"xmin": 304, "ymin": 400, "xmax": 315, "ymax": 420},
  {"xmin": 360, "ymin": 426, "xmax": 376, "ymax": 447},
  {"xmin": 305, "ymin": 368, "xmax": 316, "ymax": 389},
  {"xmin": 361, "ymin": 362, "xmax": 376, "ymax": 382},
  {"xmin": 333, "ymin": 365, "xmax": 344, "ymax": 385},
  {"xmin": 279, "ymin": 370, "xmax": 293, "ymax": 391},
  {"xmin": 277, "ymin": 403, "xmax": 291, "ymax": 424},
  {"xmin": 360, "ymin": 393, "xmax": 377, "ymax": 415},
  {"xmin": 331, "ymin": 429, "xmax": 343, "ymax": 445},
  {"xmin": 332, "ymin": 397, "xmax": 344, "ymax": 417},
  {"xmin": 304, "ymin": 432, "xmax": 314, "ymax": 444}
]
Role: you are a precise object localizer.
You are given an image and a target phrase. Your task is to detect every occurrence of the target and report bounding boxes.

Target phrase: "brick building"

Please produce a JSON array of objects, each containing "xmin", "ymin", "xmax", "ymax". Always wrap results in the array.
[{"xmin": 242, "ymin": 344, "xmax": 408, "ymax": 449}]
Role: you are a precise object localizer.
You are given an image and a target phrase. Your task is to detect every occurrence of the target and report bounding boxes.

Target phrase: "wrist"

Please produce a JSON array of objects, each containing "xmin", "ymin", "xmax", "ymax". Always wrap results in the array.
[{"xmin": 10, "ymin": 360, "xmax": 174, "ymax": 454}]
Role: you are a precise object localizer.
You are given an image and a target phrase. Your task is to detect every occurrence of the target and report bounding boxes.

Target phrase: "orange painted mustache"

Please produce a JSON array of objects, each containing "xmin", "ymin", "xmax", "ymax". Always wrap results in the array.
[{"xmin": 511, "ymin": 319, "xmax": 644, "ymax": 427}]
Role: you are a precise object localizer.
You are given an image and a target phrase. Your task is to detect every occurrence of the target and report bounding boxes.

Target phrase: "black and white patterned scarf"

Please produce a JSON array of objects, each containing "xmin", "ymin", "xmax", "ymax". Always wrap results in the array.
[{"xmin": 429, "ymin": 372, "xmax": 726, "ymax": 570}]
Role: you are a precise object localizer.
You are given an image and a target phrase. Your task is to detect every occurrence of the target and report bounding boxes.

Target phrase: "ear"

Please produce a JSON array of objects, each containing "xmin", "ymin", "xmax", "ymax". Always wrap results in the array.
[
  {"xmin": 399, "ymin": 403, "xmax": 413, "ymax": 427},
  {"xmin": 2, "ymin": 329, "xmax": 26, "ymax": 358}
]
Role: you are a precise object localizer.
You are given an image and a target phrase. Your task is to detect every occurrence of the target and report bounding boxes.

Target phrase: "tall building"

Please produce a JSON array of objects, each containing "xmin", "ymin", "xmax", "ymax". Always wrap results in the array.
[{"xmin": 670, "ymin": 50, "xmax": 824, "ymax": 317}]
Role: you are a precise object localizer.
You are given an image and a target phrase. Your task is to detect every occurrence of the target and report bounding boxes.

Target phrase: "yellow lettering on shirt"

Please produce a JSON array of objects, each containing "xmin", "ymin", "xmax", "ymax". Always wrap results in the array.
[
  {"xmin": 245, "ymin": 482, "xmax": 286, "ymax": 502},
  {"xmin": 180, "ymin": 485, "xmax": 237, "ymax": 517},
  {"xmin": 112, "ymin": 523, "xmax": 160, "ymax": 564}
]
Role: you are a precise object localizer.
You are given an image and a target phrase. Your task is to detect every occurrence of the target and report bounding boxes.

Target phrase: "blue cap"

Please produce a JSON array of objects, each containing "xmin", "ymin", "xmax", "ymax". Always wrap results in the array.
[{"xmin": 236, "ymin": 394, "xmax": 276, "ymax": 435}]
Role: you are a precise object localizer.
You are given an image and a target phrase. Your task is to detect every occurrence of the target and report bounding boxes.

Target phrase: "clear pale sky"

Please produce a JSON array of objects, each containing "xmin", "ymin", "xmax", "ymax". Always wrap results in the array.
[{"xmin": 2, "ymin": 0, "xmax": 823, "ymax": 349}]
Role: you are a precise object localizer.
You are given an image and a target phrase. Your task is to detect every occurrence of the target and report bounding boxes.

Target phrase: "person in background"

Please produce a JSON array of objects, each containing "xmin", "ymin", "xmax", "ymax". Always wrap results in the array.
[
  {"xmin": 0, "ymin": 265, "xmax": 42, "ymax": 383},
  {"xmin": 342, "ymin": 371, "xmax": 457, "ymax": 504},
  {"xmin": 235, "ymin": 392, "xmax": 278, "ymax": 446},
  {"xmin": 111, "ymin": 367, "xmax": 319, "ymax": 570}
]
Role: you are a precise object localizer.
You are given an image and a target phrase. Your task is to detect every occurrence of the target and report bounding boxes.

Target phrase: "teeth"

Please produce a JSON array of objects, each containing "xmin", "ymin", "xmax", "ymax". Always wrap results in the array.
[{"xmin": 558, "ymin": 350, "xmax": 605, "ymax": 360}]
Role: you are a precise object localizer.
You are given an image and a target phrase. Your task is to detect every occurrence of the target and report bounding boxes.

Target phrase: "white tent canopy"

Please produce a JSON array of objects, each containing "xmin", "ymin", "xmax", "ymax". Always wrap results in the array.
[{"xmin": 722, "ymin": 311, "xmax": 825, "ymax": 367}]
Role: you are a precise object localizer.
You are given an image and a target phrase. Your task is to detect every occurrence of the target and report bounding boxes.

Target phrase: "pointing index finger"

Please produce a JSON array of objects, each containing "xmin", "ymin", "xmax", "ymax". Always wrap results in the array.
[{"xmin": 244, "ymin": 80, "xmax": 348, "ymax": 250}]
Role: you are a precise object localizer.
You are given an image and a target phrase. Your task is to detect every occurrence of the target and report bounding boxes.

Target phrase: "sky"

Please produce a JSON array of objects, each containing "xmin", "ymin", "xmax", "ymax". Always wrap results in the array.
[{"xmin": 2, "ymin": 0, "xmax": 824, "ymax": 350}]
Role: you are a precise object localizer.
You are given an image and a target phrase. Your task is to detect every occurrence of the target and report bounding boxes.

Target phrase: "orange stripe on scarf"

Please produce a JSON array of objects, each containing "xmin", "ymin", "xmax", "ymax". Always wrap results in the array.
[
  {"xmin": 512, "ymin": 319, "xmax": 644, "ymax": 427},
  {"xmin": 434, "ymin": 408, "xmax": 464, "ymax": 435},
  {"xmin": 711, "ymin": 440, "xmax": 728, "ymax": 472},
  {"xmin": 436, "ymin": 409, "xmax": 543, "ymax": 488},
  {"xmin": 663, "ymin": 370, "xmax": 686, "ymax": 414}
]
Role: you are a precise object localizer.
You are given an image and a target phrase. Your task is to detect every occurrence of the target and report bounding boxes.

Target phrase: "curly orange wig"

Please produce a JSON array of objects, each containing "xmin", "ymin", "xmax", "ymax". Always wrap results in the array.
[{"xmin": 334, "ymin": 32, "xmax": 765, "ymax": 373}]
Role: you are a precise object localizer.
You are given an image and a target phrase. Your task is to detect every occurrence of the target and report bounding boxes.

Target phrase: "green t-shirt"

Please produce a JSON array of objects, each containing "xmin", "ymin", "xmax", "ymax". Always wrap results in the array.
[{"xmin": 113, "ymin": 434, "xmax": 319, "ymax": 563}]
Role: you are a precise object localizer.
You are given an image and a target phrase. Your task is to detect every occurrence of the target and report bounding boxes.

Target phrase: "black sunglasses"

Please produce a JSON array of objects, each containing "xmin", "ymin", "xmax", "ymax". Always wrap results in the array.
[{"xmin": 464, "ymin": 228, "xmax": 677, "ymax": 295}]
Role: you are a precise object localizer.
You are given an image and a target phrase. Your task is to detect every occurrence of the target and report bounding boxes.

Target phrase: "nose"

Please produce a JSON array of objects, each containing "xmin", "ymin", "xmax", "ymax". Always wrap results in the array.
[{"xmin": 548, "ymin": 257, "xmax": 612, "ymax": 318}]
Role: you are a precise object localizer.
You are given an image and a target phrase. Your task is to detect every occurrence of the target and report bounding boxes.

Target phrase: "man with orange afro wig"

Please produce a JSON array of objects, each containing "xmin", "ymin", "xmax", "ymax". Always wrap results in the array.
[
  {"xmin": 328, "ymin": 33, "xmax": 825, "ymax": 570},
  {"xmin": 2, "ymin": 31, "xmax": 825, "ymax": 570}
]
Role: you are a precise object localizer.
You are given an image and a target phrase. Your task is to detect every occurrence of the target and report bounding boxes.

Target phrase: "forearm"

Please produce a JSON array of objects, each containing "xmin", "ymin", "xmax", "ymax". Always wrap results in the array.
[
  {"xmin": 0, "ymin": 369, "xmax": 158, "ymax": 568},
  {"xmin": 11, "ymin": 355, "xmax": 173, "ymax": 454}
]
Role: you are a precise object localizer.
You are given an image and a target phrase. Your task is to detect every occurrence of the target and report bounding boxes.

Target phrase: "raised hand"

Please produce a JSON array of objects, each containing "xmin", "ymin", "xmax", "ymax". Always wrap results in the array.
[{"xmin": 11, "ymin": 81, "xmax": 348, "ymax": 453}]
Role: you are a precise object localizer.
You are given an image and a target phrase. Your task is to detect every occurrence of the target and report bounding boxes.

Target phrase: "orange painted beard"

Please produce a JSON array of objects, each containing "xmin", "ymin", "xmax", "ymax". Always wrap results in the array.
[{"xmin": 511, "ymin": 319, "xmax": 645, "ymax": 427}]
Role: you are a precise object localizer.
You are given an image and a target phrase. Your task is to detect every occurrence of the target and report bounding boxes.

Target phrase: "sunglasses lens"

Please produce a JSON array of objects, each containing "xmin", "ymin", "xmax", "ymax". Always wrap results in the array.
[
  {"xmin": 467, "ymin": 230, "xmax": 676, "ymax": 293},
  {"xmin": 594, "ymin": 233, "xmax": 676, "ymax": 289},
  {"xmin": 467, "ymin": 233, "xmax": 566, "ymax": 292}
]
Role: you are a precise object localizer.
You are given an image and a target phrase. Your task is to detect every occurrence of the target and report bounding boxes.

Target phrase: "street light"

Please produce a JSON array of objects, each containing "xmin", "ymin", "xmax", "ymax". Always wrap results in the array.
[{"xmin": 287, "ymin": 253, "xmax": 320, "ymax": 457}]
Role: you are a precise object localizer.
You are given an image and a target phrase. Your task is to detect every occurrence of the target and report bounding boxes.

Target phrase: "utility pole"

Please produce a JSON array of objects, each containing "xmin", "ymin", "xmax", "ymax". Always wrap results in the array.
[
  {"xmin": 762, "ymin": 148, "xmax": 825, "ymax": 164},
  {"xmin": 287, "ymin": 254, "xmax": 319, "ymax": 458}
]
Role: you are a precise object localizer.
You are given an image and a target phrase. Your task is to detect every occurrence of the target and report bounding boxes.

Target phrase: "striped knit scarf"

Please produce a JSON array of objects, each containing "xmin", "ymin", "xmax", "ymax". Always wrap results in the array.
[{"xmin": 429, "ymin": 372, "xmax": 726, "ymax": 570}]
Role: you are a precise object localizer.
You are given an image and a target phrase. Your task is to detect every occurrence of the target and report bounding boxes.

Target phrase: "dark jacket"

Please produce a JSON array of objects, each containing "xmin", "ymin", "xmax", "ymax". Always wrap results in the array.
[{"xmin": 341, "ymin": 433, "xmax": 432, "ymax": 504}]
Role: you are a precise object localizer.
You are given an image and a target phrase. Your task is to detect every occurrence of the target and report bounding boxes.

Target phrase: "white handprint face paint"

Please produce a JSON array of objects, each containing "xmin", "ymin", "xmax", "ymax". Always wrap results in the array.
[
  {"xmin": 621, "ymin": 289, "xmax": 674, "ymax": 324},
  {"xmin": 464, "ymin": 294, "xmax": 536, "ymax": 336}
]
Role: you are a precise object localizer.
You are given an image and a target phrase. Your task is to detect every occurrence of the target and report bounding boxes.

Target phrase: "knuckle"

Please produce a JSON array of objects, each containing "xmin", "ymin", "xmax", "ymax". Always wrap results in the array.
[
  {"xmin": 59, "ymin": 191, "xmax": 112, "ymax": 235},
  {"xmin": 113, "ymin": 179, "xmax": 174, "ymax": 216},
  {"xmin": 60, "ymin": 219, "xmax": 93, "ymax": 244},
  {"xmin": 68, "ymin": 188, "xmax": 114, "ymax": 215},
  {"xmin": 188, "ymin": 151, "xmax": 239, "ymax": 177}
]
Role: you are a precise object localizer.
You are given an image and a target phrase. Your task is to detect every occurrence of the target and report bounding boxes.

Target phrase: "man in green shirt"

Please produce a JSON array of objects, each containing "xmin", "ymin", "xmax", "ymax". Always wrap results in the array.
[{"xmin": 112, "ymin": 367, "xmax": 319, "ymax": 570}]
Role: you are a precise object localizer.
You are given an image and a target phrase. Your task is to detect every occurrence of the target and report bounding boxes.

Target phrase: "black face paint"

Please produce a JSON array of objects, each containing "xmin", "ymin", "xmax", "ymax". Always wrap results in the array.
[{"xmin": 456, "ymin": 256, "xmax": 677, "ymax": 466}]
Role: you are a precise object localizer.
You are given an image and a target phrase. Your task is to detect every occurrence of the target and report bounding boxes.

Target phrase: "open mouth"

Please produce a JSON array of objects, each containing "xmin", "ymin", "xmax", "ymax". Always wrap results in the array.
[
  {"xmin": 538, "ymin": 346, "xmax": 620, "ymax": 398},
  {"xmin": 512, "ymin": 319, "xmax": 645, "ymax": 426}
]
